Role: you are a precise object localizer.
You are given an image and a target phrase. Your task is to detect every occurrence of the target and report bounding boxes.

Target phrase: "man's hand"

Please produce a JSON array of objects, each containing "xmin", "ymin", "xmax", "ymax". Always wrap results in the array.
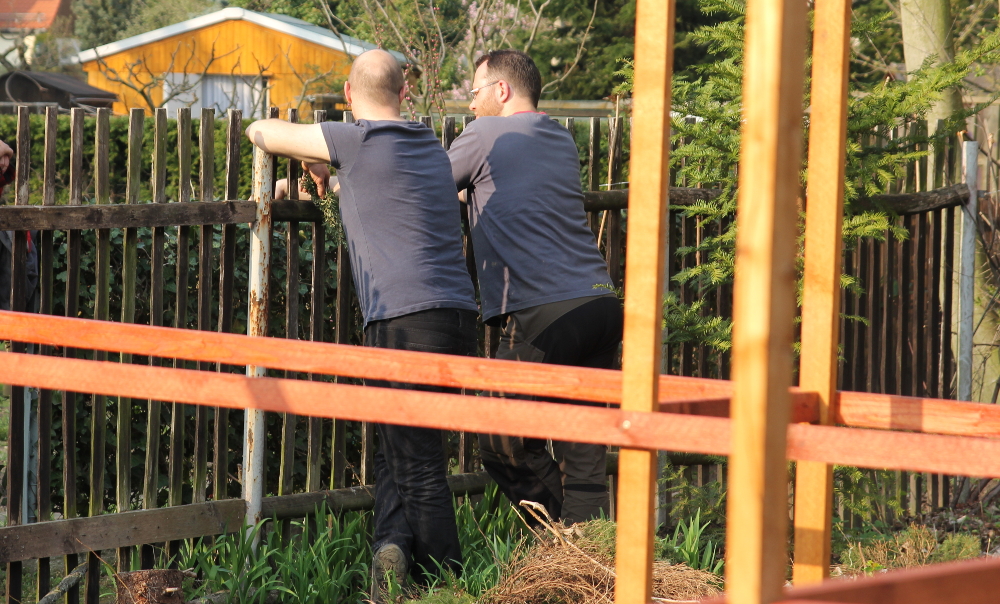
[
  {"xmin": 304, "ymin": 162, "xmax": 331, "ymax": 197},
  {"xmin": 0, "ymin": 139, "xmax": 13, "ymax": 172}
]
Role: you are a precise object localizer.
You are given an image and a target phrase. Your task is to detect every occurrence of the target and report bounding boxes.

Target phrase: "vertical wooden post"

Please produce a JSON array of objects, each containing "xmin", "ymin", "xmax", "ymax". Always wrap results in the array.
[
  {"xmin": 63, "ymin": 106, "xmax": 84, "ymax": 604},
  {"xmin": 170, "ymin": 108, "xmax": 192, "ymax": 515},
  {"xmin": 87, "ymin": 107, "xmax": 111, "ymax": 604},
  {"xmin": 791, "ymin": 0, "xmax": 852, "ymax": 585},
  {"xmin": 245, "ymin": 145, "xmax": 273, "ymax": 533},
  {"xmin": 194, "ymin": 108, "xmax": 215, "ymax": 504},
  {"xmin": 144, "ymin": 107, "xmax": 168, "ymax": 517},
  {"xmin": 725, "ymin": 0, "xmax": 807, "ymax": 600},
  {"xmin": 279, "ymin": 108, "xmax": 300, "ymax": 498},
  {"xmin": 612, "ymin": 1, "xmax": 675, "ymax": 603},
  {"xmin": 215, "ymin": 109, "xmax": 242, "ymax": 502},
  {"xmin": 5, "ymin": 104, "xmax": 30, "ymax": 604},
  {"xmin": 306, "ymin": 109, "xmax": 327, "ymax": 493},
  {"xmin": 957, "ymin": 141, "xmax": 978, "ymax": 402},
  {"xmin": 118, "ymin": 108, "xmax": 143, "ymax": 572},
  {"xmin": 36, "ymin": 105, "xmax": 58, "ymax": 597}
]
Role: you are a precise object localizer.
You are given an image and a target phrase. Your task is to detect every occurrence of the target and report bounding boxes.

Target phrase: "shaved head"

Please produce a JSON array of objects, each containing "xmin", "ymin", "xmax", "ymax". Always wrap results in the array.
[{"xmin": 348, "ymin": 49, "xmax": 406, "ymax": 107}]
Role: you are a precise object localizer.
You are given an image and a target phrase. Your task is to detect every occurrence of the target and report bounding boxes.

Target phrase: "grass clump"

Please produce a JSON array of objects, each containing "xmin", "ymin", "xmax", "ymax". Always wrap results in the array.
[
  {"xmin": 932, "ymin": 533, "xmax": 981, "ymax": 564},
  {"xmin": 840, "ymin": 524, "xmax": 983, "ymax": 575}
]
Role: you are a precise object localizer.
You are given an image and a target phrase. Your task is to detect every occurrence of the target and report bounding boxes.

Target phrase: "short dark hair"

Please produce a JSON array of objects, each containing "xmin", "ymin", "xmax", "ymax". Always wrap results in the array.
[{"xmin": 475, "ymin": 50, "xmax": 541, "ymax": 106}]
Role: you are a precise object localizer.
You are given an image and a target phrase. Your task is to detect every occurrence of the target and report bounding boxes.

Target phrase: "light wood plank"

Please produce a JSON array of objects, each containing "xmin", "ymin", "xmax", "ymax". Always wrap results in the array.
[
  {"xmin": 614, "ymin": 0, "xmax": 677, "ymax": 600},
  {"xmin": 792, "ymin": 0, "xmax": 853, "ymax": 584},
  {"xmin": 725, "ymin": 0, "xmax": 808, "ymax": 600}
]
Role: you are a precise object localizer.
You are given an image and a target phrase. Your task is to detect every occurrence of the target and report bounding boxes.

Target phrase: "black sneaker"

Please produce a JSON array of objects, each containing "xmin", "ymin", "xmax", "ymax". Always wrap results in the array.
[{"xmin": 371, "ymin": 544, "xmax": 408, "ymax": 604}]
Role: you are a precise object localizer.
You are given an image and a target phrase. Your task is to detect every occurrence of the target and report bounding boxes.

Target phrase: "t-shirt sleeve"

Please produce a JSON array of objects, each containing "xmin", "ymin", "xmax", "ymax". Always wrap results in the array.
[
  {"xmin": 447, "ymin": 125, "xmax": 484, "ymax": 191},
  {"xmin": 319, "ymin": 121, "xmax": 363, "ymax": 171}
]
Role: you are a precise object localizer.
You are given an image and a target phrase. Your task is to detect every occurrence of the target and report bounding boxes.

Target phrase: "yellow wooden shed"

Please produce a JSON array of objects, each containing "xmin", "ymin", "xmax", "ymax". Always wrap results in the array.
[{"xmin": 73, "ymin": 7, "xmax": 402, "ymax": 117}]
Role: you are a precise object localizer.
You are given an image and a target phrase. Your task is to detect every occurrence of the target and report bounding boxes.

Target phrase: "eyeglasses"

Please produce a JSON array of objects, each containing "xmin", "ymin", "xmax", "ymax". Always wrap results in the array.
[{"xmin": 469, "ymin": 81, "xmax": 500, "ymax": 99}]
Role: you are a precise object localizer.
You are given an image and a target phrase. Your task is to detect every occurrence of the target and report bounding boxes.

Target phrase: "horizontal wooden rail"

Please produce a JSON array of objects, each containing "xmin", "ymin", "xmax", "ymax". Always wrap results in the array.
[
  {"xmin": 836, "ymin": 391, "xmax": 1000, "ymax": 438},
  {"xmin": 0, "ymin": 185, "xmax": 973, "ymax": 230},
  {"xmin": 0, "ymin": 350, "xmax": 734, "ymax": 453},
  {"xmin": 0, "ymin": 200, "xmax": 325, "ymax": 230},
  {"xmin": 9, "ymin": 314, "xmax": 1000, "ymax": 439},
  {"xmin": 0, "ymin": 471, "xmax": 492, "ymax": 563},
  {"xmin": 0, "ymin": 201, "xmax": 255, "ymax": 230},
  {"xmin": 4, "ymin": 350, "xmax": 1000, "ymax": 479},
  {"xmin": 708, "ymin": 555, "xmax": 1000, "ymax": 604},
  {"xmin": 0, "ymin": 311, "xmax": 738, "ymax": 405}
]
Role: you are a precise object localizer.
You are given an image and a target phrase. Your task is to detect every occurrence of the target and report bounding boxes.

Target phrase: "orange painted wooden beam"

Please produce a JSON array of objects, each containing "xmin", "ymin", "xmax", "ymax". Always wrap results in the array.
[
  {"xmin": 0, "ymin": 310, "xmax": 759, "ymax": 406},
  {"xmin": 705, "ymin": 555, "xmax": 1000, "ymax": 604},
  {"xmin": 4, "ymin": 351, "xmax": 1000, "ymax": 478},
  {"xmin": 0, "ymin": 351, "xmax": 732, "ymax": 455},
  {"xmin": 836, "ymin": 391, "xmax": 1000, "ymax": 438},
  {"xmin": 13, "ymin": 313, "xmax": 1000, "ymax": 439}
]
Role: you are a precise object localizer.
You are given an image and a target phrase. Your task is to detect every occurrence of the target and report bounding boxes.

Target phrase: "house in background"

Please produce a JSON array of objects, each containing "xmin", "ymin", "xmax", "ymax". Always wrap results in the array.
[
  {"xmin": 0, "ymin": 0, "xmax": 74, "ymax": 68},
  {"xmin": 73, "ymin": 7, "xmax": 402, "ymax": 117}
]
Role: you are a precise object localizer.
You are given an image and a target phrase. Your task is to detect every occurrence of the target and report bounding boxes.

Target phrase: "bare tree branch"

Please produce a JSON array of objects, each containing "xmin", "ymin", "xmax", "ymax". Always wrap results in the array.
[
  {"xmin": 540, "ymin": 0, "xmax": 598, "ymax": 94},
  {"xmin": 522, "ymin": 0, "xmax": 552, "ymax": 54},
  {"xmin": 281, "ymin": 44, "xmax": 341, "ymax": 113}
]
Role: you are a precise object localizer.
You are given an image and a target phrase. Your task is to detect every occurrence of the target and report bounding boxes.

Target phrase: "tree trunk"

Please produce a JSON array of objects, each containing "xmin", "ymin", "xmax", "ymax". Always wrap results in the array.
[{"xmin": 900, "ymin": 0, "xmax": 963, "ymax": 128}]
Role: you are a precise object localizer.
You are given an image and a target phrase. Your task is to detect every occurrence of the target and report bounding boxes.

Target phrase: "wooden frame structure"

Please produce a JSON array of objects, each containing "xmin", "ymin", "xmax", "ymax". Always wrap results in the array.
[{"xmin": 2, "ymin": 0, "xmax": 1000, "ymax": 603}]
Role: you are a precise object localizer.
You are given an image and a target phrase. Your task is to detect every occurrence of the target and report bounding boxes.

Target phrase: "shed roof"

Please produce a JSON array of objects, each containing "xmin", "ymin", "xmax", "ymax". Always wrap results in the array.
[
  {"xmin": 74, "ymin": 7, "xmax": 405, "ymax": 64},
  {"xmin": 0, "ymin": 70, "xmax": 116, "ymax": 99}
]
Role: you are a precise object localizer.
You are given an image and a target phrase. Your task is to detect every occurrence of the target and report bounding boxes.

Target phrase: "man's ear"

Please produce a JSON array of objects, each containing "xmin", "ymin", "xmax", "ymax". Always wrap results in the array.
[
  {"xmin": 398, "ymin": 84, "xmax": 407, "ymax": 104},
  {"xmin": 344, "ymin": 81, "xmax": 353, "ymax": 106},
  {"xmin": 497, "ymin": 80, "xmax": 513, "ymax": 104}
]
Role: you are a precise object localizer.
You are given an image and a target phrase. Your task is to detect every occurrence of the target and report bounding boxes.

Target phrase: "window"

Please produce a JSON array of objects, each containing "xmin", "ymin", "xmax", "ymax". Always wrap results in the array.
[{"xmin": 163, "ymin": 73, "xmax": 268, "ymax": 118}]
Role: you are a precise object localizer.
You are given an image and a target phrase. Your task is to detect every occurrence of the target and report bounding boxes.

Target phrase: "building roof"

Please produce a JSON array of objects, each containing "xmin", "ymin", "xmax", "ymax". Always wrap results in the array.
[
  {"xmin": 74, "ymin": 7, "xmax": 405, "ymax": 64},
  {"xmin": 0, "ymin": 70, "xmax": 116, "ymax": 99},
  {"xmin": 0, "ymin": 0, "xmax": 69, "ymax": 30}
]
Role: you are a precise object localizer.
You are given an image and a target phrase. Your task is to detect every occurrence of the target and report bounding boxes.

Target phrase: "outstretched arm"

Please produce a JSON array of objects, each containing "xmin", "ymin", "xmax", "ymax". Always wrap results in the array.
[{"xmin": 245, "ymin": 120, "xmax": 331, "ymax": 165}]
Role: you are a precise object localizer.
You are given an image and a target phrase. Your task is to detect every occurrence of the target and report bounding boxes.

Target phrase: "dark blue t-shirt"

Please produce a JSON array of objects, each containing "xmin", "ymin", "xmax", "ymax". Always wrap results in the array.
[
  {"xmin": 321, "ymin": 120, "xmax": 477, "ymax": 325},
  {"xmin": 448, "ymin": 113, "xmax": 613, "ymax": 321}
]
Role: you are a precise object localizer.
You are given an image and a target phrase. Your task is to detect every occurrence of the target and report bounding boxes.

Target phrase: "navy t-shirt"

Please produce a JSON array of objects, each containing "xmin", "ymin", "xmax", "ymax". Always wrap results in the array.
[
  {"xmin": 320, "ymin": 120, "xmax": 477, "ymax": 325},
  {"xmin": 448, "ymin": 113, "xmax": 613, "ymax": 321}
]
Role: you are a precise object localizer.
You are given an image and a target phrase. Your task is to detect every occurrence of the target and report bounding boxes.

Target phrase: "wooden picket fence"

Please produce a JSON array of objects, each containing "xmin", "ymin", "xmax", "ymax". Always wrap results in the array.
[{"xmin": 0, "ymin": 100, "xmax": 989, "ymax": 604}]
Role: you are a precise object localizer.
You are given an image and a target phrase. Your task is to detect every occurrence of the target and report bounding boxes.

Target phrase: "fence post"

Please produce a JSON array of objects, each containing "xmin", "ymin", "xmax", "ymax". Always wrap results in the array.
[
  {"xmin": 244, "ymin": 144, "xmax": 274, "ymax": 536},
  {"xmin": 957, "ymin": 141, "xmax": 978, "ymax": 402},
  {"xmin": 613, "ymin": 1, "xmax": 676, "ymax": 603}
]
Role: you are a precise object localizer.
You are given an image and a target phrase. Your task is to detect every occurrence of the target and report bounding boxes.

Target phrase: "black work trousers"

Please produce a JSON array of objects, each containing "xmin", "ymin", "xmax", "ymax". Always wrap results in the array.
[
  {"xmin": 364, "ymin": 307, "xmax": 479, "ymax": 581},
  {"xmin": 480, "ymin": 294, "xmax": 623, "ymax": 526}
]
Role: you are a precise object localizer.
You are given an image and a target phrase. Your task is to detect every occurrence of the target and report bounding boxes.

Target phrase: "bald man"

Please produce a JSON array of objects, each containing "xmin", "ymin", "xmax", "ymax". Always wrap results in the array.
[{"xmin": 246, "ymin": 49, "xmax": 477, "ymax": 601}]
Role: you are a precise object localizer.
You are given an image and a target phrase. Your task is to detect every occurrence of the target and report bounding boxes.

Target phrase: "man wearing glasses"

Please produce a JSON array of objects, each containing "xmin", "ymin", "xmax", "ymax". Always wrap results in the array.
[{"xmin": 448, "ymin": 49, "xmax": 622, "ymax": 527}]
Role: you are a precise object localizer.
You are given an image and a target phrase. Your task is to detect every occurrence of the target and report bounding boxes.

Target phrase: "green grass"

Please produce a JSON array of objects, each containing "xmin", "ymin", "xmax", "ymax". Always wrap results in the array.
[{"xmin": 175, "ymin": 485, "xmax": 529, "ymax": 604}]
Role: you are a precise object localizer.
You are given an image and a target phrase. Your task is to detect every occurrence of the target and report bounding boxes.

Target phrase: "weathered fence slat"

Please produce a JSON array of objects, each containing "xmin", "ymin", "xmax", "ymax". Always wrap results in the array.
[
  {"xmin": 306, "ymin": 109, "xmax": 327, "ymax": 494},
  {"xmin": 142, "ymin": 107, "xmax": 168, "ymax": 570},
  {"xmin": 36, "ymin": 104, "xmax": 58, "ymax": 598},
  {"xmin": 87, "ymin": 107, "xmax": 111, "ymax": 604},
  {"xmin": 6, "ymin": 104, "xmax": 29, "ymax": 604},
  {"xmin": 280, "ymin": 108, "xmax": 300, "ymax": 498},
  {"xmin": 117, "ymin": 107, "xmax": 144, "ymax": 571},
  {"xmin": 194, "ymin": 107, "xmax": 215, "ymax": 504},
  {"xmin": 215, "ymin": 109, "xmax": 243, "ymax": 502},
  {"xmin": 62, "ymin": 106, "xmax": 84, "ymax": 604}
]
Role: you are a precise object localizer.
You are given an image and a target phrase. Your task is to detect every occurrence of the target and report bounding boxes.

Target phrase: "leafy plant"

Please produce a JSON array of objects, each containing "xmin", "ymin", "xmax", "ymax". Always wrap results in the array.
[
  {"xmin": 658, "ymin": 509, "xmax": 725, "ymax": 575},
  {"xmin": 181, "ymin": 520, "xmax": 292, "ymax": 604}
]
